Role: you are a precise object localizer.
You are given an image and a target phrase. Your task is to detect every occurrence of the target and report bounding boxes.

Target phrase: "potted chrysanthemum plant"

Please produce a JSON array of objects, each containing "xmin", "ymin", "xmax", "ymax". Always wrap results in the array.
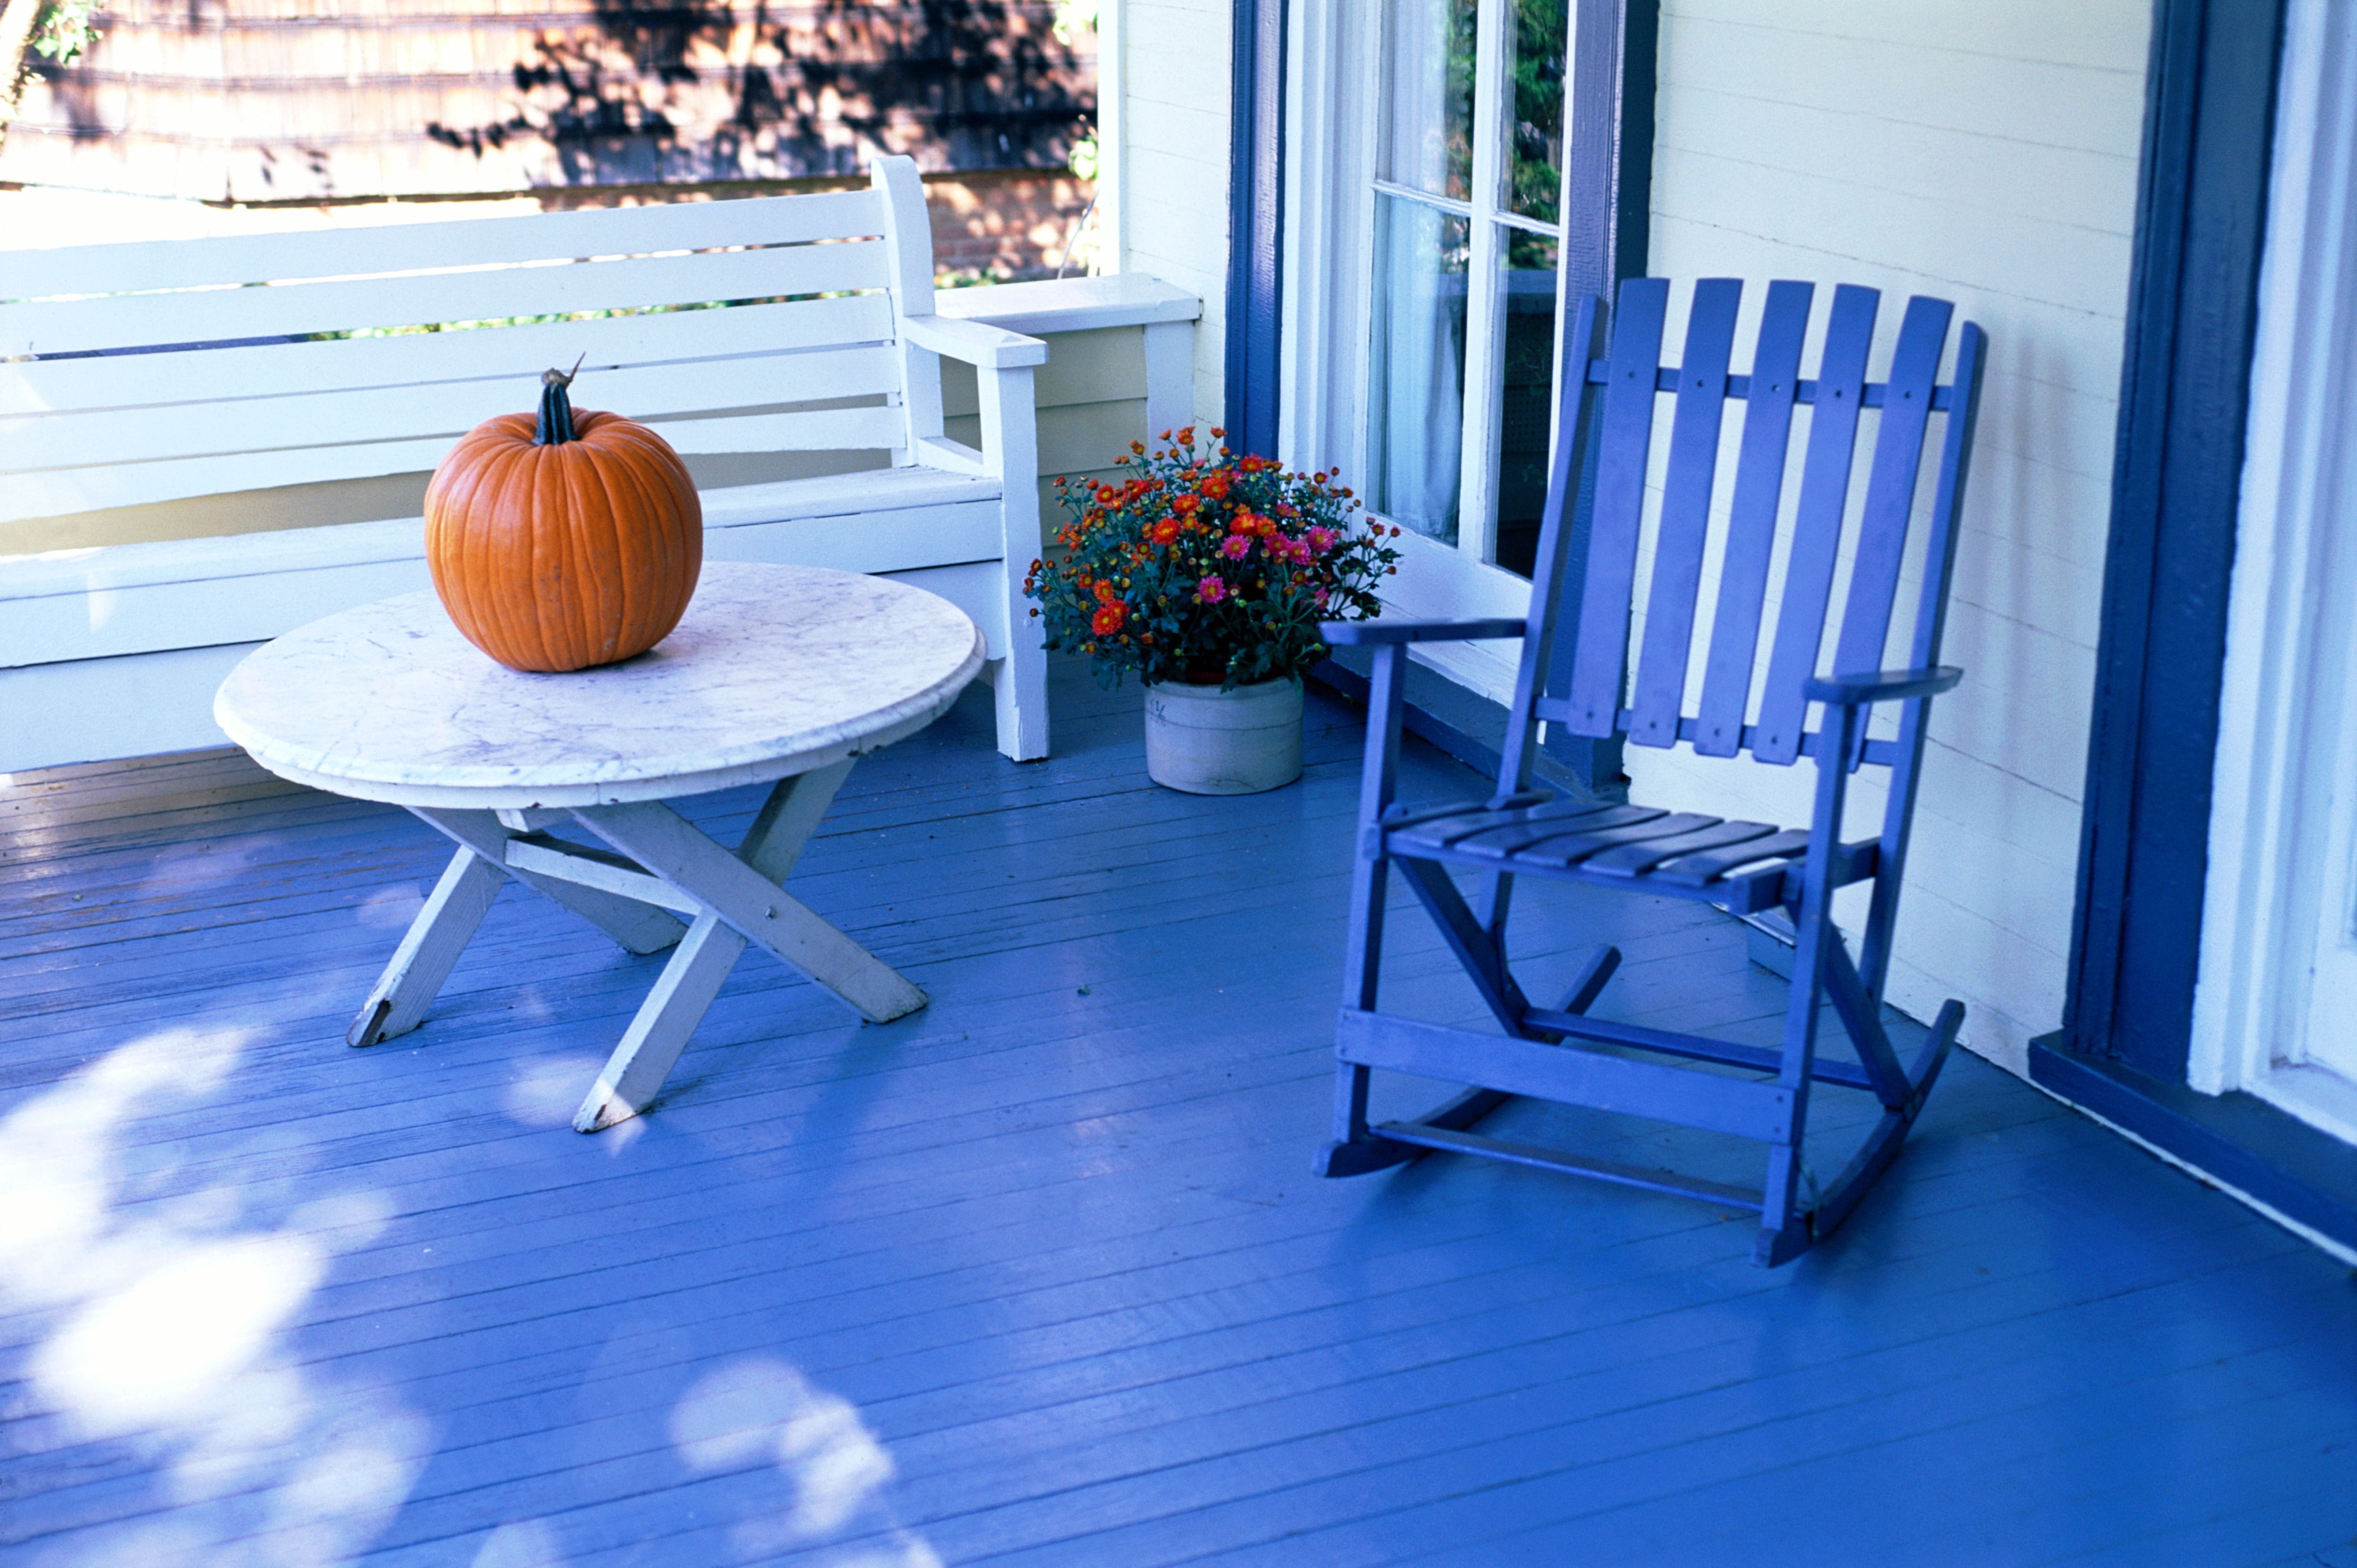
[{"xmin": 1024, "ymin": 426, "xmax": 1404, "ymax": 793}]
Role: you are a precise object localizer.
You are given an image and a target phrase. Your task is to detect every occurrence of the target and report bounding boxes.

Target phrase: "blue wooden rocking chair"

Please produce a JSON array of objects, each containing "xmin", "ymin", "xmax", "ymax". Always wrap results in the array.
[{"xmin": 1317, "ymin": 277, "xmax": 1988, "ymax": 1266}]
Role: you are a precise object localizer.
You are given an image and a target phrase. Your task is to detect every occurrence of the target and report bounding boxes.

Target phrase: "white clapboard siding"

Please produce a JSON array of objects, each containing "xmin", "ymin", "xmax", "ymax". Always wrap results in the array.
[
  {"xmin": 0, "ymin": 189, "xmax": 889, "ymax": 303},
  {"xmin": 0, "ymin": 292, "xmax": 896, "ymax": 415},
  {"xmin": 2, "ymin": 240, "xmax": 889, "ymax": 358}
]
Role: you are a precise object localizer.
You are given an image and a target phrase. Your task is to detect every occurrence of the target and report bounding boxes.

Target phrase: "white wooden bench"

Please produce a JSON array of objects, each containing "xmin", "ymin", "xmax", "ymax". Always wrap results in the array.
[{"xmin": 0, "ymin": 155, "xmax": 1055, "ymax": 771}]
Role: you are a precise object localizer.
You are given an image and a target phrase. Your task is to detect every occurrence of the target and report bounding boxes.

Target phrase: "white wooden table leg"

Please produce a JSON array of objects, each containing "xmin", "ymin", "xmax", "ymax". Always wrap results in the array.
[
  {"xmin": 572, "ymin": 913, "xmax": 750, "ymax": 1131},
  {"xmin": 348, "ymin": 846, "xmax": 505, "ymax": 1047},
  {"xmin": 568, "ymin": 762, "xmax": 877, "ymax": 1132},
  {"xmin": 410, "ymin": 806, "xmax": 686, "ymax": 955},
  {"xmin": 577, "ymin": 793, "xmax": 927, "ymax": 1026}
]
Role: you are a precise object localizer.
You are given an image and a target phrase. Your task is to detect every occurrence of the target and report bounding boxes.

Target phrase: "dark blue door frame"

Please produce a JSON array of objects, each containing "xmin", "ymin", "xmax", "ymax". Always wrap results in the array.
[{"xmin": 2031, "ymin": 0, "xmax": 2357, "ymax": 1252}]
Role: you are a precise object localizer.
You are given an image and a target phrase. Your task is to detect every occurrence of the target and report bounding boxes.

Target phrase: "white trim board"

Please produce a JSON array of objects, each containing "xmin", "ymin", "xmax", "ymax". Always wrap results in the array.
[{"xmin": 2191, "ymin": 0, "xmax": 2357, "ymax": 1145}]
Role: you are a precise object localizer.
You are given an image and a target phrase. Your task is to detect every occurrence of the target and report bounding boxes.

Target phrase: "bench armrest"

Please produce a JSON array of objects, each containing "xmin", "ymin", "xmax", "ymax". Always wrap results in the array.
[
  {"xmin": 1802, "ymin": 666, "xmax": 1963, "ymax": 706},
  {"xmin": 1320, "ymin": 617, "xmax": 1527, "ymax": 646},
  {"xmin": 901, "ymin": 314, "xmax": 1050, "ymax": 370}
]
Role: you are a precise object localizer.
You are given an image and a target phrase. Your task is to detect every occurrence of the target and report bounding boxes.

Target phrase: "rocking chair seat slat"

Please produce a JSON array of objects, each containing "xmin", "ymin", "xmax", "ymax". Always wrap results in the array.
[
  {"xmin": 1649, "ymin": 829, "xmax": 1817, "ymax": 887},
  {"xmin": 1391, "ymin": 799, "xmax": 1640, "ymax": 851},
  {"xmin": 1433, "ymin": 805, "xmax": 1665, "ymax": 858},
  {"xmin": 1583, "ymin": 819, "xmax": 1779, "ymax": 876},
  {"xmin": 1512, "ymin": 810, "xmax": 1725, "ymax": 868}
]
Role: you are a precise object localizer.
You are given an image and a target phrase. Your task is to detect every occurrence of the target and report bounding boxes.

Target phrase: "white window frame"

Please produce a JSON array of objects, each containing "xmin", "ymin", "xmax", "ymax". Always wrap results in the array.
[
  {"xmin": 2191, "ymin": 0, "xmax": 2357, "ymax": 1142},
  {"xmin": 1281, "ymin": 0, "xmax": 1581, "ymax": 706}
]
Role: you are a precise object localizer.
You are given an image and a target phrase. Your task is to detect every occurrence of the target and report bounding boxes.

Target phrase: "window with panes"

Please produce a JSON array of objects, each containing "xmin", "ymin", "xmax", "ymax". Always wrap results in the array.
[{"xmin": 1363, "ymin": 0, "xmax": 1570, "ymax": 579}]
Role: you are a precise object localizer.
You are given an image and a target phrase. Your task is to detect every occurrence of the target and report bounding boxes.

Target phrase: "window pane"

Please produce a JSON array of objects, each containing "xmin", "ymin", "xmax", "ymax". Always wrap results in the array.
[
  {"xmin": 1493, "ymin": 229, "xmax": 1560, "ymax": 578},
  {"xmin": 1368, "ymin": 194, "xmax": 1470, "ymax": 545},
  {"xmin": 1508, "ymin": 0, "xmax": 1568, "ymax": 223},
  {"xmin": 1380, "ymin": 0, "xmax": 1478, "ymax": 200}
]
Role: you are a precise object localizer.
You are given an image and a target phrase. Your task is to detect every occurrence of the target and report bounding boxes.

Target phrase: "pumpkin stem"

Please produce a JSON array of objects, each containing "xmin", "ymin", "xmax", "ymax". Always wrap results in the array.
[{"xmin": 534, "ymin": 355, "xmax": 586, "ymax": 445}]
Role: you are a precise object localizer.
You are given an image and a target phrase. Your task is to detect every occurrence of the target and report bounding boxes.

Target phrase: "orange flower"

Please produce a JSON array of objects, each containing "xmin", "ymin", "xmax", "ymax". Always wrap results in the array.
[
  {"xmin": 1172, "ymin": 494, "xmax": 1201, "ymax": 516},
  {"xmin": 1151, "ymin": 518, "xmax": 1181, "ymax": 544},
  {"xmin": 1200, "ymin": 473, "xmax": 1232, "ymax": 501},
  {"xmin": 1092, "ymin": 602, "xmax": 1127, "ymax": 636}
]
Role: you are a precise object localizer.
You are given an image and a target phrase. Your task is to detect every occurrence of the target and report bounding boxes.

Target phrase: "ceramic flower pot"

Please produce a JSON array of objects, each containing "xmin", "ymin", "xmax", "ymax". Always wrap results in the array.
[{"xmin": 1144, "ymin": 676, "xmax": 1304, "ymax": 794}]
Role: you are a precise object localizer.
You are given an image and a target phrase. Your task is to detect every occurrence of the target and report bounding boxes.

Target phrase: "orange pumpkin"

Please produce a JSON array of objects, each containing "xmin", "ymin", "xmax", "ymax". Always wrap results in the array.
[{"xmin": 424, "ymin": 363, "xmax": 702, "ymax": 673}]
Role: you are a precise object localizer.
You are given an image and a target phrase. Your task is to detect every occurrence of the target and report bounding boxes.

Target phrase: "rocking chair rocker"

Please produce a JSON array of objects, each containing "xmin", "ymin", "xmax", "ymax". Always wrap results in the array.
[{"xmin": 1317, "ymin": 277, "xmax": 1988, "ymax": 1266}]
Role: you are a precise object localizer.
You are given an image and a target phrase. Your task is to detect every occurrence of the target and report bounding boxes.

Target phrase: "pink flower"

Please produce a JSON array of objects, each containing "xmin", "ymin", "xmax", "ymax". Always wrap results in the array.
[
  {"xmin": 1304, "ymin": 525, "xmax": 1337, "ymax": 554},
  {"xmin": 1220, "ymin": 534, "xmax": 1252, "ymax": 560},
  {"xmin": 1195, "ymin": 574, "xmax": 1228, "ymax": 604}
]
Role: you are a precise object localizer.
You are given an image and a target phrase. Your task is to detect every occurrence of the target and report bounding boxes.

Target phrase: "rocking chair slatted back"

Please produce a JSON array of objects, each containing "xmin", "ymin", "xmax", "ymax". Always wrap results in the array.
[{"xmin": 1540, "ymin": 277, "xmax": 1984, "ymax": 772}]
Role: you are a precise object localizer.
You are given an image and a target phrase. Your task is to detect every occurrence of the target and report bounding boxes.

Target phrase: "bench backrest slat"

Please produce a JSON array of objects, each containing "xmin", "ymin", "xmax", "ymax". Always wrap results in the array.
[
  {"xmin": 1, "ymin": 172, "xmax": 930, "ymax": 530},
  {"xmin": 3, "ymin": 239, "xmax": 888, "ymax": 360},
  {"xmin": 0, "ymin": 188, "xmax": 888, "ymax": 310},
  {"xmin": 1, "ymin": 293, "xmax": 892, "ymax": 416},
  {"xmin": 0, "ymin": 344, "xmax": 903, "ymax": 474}
]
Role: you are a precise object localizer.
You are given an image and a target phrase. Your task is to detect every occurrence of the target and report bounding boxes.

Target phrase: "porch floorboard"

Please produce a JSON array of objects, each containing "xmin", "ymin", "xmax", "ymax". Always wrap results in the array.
[{"xmin": 2, "ymin": 663, "xmax": 2351, "ymax": 1567}]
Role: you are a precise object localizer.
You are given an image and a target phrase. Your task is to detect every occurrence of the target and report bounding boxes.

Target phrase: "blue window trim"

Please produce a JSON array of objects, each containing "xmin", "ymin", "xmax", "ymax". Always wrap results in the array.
[
  {"xmin": 2031, "ymin": 0, "xmax": 2357, "ymax": 1254},
  {"xmin": 2053, "ymin": 0, "xmax": 2286, "ymax": 1081}
]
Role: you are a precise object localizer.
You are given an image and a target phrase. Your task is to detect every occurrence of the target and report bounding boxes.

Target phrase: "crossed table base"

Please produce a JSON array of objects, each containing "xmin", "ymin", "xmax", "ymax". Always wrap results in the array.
[
  {"xmin": 353, "ymin": 759, "xmax": 927, "ymax": 1131},
  {"xmin": 212, "ymin": 563, "xmax": 986, "ymax": 1132}
]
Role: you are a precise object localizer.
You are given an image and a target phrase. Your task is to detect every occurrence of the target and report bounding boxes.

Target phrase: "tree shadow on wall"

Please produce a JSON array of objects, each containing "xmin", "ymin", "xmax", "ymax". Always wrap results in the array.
[{"xmin": 427, "ymin": 0, "xmax": 1096, "ymax": 186}]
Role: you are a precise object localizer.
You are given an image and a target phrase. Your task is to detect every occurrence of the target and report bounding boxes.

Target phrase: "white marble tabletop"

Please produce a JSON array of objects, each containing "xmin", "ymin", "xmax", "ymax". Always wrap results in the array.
[{"xmin": 215, "ymin": 562, "xmax": 986, "ymax": 808}]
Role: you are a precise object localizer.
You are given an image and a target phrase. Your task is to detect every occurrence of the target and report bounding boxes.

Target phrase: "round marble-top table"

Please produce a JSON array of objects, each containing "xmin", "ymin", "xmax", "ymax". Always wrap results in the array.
[{"xmin": 215, "ymin": 562, "xmax": 986, "ymax": 1131}]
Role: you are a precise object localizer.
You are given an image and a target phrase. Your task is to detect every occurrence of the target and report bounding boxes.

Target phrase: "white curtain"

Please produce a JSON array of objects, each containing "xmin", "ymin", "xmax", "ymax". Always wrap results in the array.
[{"xmin": 1370, "ymin": 0, "xmax": 1465, "ymax": 542}]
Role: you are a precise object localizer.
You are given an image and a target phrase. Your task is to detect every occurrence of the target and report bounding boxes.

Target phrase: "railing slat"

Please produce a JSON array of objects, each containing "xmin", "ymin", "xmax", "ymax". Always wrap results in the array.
[
  {"xmin": 1693, "ymin": 280, "xmax": 1813, "ymax": 757},
  {"xmin": 1629, "ymin": 279, "xmax": 1741, "ymax": 748}
]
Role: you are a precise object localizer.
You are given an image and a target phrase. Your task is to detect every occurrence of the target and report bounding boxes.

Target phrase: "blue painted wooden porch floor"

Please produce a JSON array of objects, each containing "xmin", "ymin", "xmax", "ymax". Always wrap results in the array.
[{"xmin": 2, "ymin": 662, "xmax": 2352, "ymax": 1568}]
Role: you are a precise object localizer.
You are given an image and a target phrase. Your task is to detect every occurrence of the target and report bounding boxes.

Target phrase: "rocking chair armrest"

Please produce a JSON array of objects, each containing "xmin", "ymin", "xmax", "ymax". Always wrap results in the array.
[
  {"xmin": 1803, "ymin": 666, "xmax": 1963, "ymax": 707},
  {"xmin": 1320, "ymin": 617, "xmax": 1528, "ymax": 646}
]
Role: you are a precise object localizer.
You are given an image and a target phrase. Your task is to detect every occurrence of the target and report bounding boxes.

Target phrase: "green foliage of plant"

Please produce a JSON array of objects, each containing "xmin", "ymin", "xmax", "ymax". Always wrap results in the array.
[
  {"xmin": 1026, "ymin": 428, "xmax": 1405, "ymax": 690},
  {"xmin": 1509, "ymin": 0, "xmax": 1566, "ymax": 224},
  {"xmin": 31, "ymin": 0, "xmax": 100, "ymax": 64},
  {"xmin": 1052, "ymin": 0, "xmax": 1097, "ymax": 47}
]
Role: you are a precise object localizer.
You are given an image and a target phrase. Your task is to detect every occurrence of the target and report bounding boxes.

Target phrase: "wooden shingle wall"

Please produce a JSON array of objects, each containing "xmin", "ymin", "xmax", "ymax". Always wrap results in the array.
[
  {"xmin": 0, "ymin": 0, "xmax": 1092, "ymax": 202},
  {"xmin": 1116, "ymin": 0, "xmax": 1229, "ymax": 422},
  {"xmin": 1633, "ymin": 0, "xmax": 2153, "ymax": 1070}
]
